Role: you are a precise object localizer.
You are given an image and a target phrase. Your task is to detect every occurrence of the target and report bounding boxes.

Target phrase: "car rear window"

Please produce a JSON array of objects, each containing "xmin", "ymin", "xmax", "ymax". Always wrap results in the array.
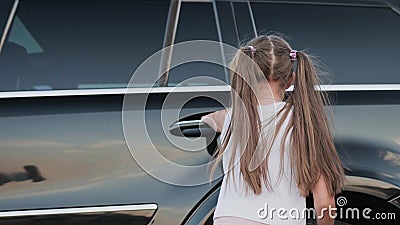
[{"xmin": 251, "ymin": 3, "xmax": 400, "ymax": 84}]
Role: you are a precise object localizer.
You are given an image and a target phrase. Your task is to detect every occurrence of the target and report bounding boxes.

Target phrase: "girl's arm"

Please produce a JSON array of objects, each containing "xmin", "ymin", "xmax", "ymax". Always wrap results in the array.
[
  {"xmin": 313, "ymin": 175, "xmax": 336, "ymax": 225},
  {"xmin": 201, "ymin": 109, "xmax": 227, "ymax": 132}
]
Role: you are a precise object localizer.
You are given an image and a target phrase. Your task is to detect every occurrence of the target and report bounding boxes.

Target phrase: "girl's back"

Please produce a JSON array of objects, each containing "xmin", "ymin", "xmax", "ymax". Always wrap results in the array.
[
  {"xmin": 214, "ymin": 102, "xmax": 306, "ymax": 224},
  {"xmin": 203, "ymin": 35, "xmax": 345, "ymax": 225}
]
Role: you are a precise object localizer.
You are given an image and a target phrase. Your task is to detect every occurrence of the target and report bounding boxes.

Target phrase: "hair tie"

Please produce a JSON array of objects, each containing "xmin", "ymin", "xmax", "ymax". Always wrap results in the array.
[
  {"xmin": 247, "ymin": 45, "xmax": 256, "ymax": 57},
  {"xmin": 289, "ymin": 50, "xmax": 297, "ymax": 61}
]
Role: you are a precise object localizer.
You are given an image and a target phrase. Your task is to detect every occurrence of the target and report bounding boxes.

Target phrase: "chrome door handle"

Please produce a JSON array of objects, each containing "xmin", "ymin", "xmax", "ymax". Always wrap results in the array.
[{"xmin": 169, "ymin": 119, "xmax": 216, "ymax": 137}]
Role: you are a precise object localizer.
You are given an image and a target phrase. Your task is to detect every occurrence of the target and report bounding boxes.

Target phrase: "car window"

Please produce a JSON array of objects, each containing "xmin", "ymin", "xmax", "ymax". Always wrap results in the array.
[
  {"xmin": 0, "ymin": 0, "xmax": 169, "ymax": 91},
  {"xmin": 167, "ymin": 2, "xmax": 228, "ymax": 87},
  {"xmin": 232, "ymin": 1, "xmax": 256, "ymax": 43},
  {"xmin": 251, "ymin": 3, "xmax": 400, "ymax": 84},
  {"xmin": 216, "ymin": 1, "xmax": 240, "ymax": 48}
]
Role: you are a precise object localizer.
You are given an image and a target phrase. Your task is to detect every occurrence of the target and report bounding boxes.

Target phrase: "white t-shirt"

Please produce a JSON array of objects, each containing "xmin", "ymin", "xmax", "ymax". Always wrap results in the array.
[{"xmin": 213, "ymin": 102, "xmax": 306, "ymax": 225}]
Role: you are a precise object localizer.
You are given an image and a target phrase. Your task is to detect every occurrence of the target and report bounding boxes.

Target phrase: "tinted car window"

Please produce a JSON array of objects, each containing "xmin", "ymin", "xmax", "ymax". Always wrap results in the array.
[
  {"xmin": 232, "ymin": 2, "xmax": 256, "ymax": 42},
  {"xmin": 216, "ymin": 1, "xmax": 240, "ymax": 48},
  {"xmin": 167, "ymin": 2, "xmax": 228, "ymax": 87},
  {"xmin": 174, "ymin": 2, "xmax": 219, "ymax": 43},
  {"xmin": 0, "ymin": 0, "xmax": 169, "ymax": 91},
  {"xmin": 251, "ymin": 3, "xmax": 400, "ymax": 84}
]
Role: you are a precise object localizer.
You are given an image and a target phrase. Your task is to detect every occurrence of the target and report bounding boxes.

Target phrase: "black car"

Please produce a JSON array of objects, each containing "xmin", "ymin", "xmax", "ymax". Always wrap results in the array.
[{"xmin": 0, "ymin": 0, "xmax": 399, "ymax": 224}]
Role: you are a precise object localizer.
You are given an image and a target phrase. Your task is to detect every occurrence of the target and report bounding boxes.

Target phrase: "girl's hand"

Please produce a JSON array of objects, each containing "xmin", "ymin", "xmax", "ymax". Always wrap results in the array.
[
  {"xmin": 313, "ymin": 175, "xmax": 336, "ymax": 225},
  {"xmin": 201, "ymin": 109, "xmax": 228, "ymax": 132}
]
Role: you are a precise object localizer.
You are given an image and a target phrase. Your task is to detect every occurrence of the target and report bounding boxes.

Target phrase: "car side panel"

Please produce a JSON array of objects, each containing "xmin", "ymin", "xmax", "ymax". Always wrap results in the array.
[{"xmin": 0, "ymin": 92, "xmax": 228, "ymax": 225}]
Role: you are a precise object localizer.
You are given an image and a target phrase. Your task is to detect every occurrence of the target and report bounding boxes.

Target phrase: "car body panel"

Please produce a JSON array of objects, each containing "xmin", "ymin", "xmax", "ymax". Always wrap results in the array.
[{"xmin": 0, "ymin": 0, "xmax": 400, "ymax": 224}]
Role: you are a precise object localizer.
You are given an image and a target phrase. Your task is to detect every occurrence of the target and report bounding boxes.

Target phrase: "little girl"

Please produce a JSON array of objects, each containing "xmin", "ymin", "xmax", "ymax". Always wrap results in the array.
[{"xmin": 202, "ymin": 35, "xmax": 345, "ymax": 225}]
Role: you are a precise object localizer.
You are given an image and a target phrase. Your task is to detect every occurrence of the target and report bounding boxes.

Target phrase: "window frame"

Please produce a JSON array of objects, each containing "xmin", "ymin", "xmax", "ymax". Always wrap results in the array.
[
  {"xmin": 0, "ymin": 0, "xmax": 18, "ymax": 55},
  {"xmin": 158, "ymin": 0, "xmax": 232, "ymax": 87}
]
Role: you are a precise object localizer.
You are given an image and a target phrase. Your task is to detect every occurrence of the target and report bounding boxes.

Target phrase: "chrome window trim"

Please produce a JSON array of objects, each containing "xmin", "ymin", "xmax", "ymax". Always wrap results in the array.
[
  {"xmin": 285, "ymin": 84, "xmax": 400, "ymax": 92},
  {"xmin": 0, "ymin": 204, "xmax": 158, "ymax": 218},
  {"xmin": 246, "ymin": 0, "xmax": 258, "ymax": 37},
  {"xmin": 0, "ymin": 85, "xmax": 230, "ymax": 98},
  {"xmin": 212, "ymin": 0, "xmax": 230, "ymax": 83},
  {"xmin": 158, "ymin": 0, "xmax": 182, "ymax": 87},
  {"xmin": 385, "ymin": 0, "xmax": 400, "ymax": 16},
  {"xmin": 1, "ymin": 84, "xmax": 400, "ymax": 99},
  {"xmin": 0, "ymin": 0, "xmax": 19, "ymax": 54},
  {"xmin": 229, "ymin": 1, "xmax": 240, "ymax": 47}
]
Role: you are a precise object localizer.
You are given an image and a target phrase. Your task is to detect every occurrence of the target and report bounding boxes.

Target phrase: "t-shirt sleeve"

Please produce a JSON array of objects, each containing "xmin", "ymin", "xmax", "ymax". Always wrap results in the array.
[{"xmin": 220, "ymin": 109, "xmax": 232, "ymax": 143}]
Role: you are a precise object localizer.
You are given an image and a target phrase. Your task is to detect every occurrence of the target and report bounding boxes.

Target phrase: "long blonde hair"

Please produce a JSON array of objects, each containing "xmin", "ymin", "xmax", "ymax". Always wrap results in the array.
[{"xmin": 211, "ymin": 35, "xmax": 344, "ymax": 197}]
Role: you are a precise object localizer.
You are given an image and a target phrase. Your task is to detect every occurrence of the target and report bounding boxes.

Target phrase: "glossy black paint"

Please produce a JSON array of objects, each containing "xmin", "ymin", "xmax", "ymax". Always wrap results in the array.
[
  {"xmin": 1, "ymin": 0, "xmax": 399, "ymax": 225},
  {"xmin": 1, "ymin": 90, "xmax": 399, "ymax": 225},
  {"xmin": 0, "ymin": 92, "xmax": 228, "ymax": 224}
]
